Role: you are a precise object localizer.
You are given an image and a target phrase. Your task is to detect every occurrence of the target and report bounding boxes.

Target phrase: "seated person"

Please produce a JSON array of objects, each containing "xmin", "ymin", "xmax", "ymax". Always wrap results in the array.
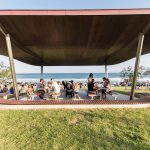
[
  {"xmin": 88, "ymin": 79, "xmax": 95, "ymax": 92},
  {"xmin": 19, "ymin": 84, "xmax": 26, "ymax": 94},
  {"xmin": 66, "ymin": 81, "xmax": 74, "ymax": 97},
  {"xmin": 49, "ymin": 78, "xmax": 60, "ymax": 95},
  {"xmin": 3, "ymin": 85, "xmax": 8, "ymax": 93},
  {"xmin": 9, "ymin": 86, "xmax": 15, "ymax": 94},
  {"xmin": 88, "ymin": 73, "xmax": 93, "ymax": 84},
  {"xmin": 101, "ymin": 77, "xmax": 112, "ymax": 98},
  {"xmin": 57, "ymin": 81, "xmax": 63, "ymax": 91},
  {"xmin": 36, "ymin": 78, "xmax": 45, "ymax": 99},
  {"xmin": 62, "ymin": 81, "xmax": 65, "ymax": 89}
]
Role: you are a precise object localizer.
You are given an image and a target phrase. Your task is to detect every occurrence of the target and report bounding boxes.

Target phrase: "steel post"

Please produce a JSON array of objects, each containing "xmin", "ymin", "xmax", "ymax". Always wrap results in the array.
[
  {"xmin": 130, "ymin": 33, "xmax": 144, "ymax": 100},
  {"xmin": 41, "ymin": 65, "xmax": 43, "ymax": 78},
  {"xmin": 105, "ymin": 63, "xmax": 108, "ymax": 78},
  {"xmin": 5, "ymin": 34, "xmax": 19, "ymax": 100}
]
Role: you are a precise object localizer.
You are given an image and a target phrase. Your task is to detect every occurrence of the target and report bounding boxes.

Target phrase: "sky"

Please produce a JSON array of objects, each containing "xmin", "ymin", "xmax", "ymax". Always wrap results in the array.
[
  {"xmin": 0, "ymin": 0, "xmax": 150, "ymax": 9},
  {"xmin": 0, "ymin": 0, "xmax": 150, "ymax": 73}
]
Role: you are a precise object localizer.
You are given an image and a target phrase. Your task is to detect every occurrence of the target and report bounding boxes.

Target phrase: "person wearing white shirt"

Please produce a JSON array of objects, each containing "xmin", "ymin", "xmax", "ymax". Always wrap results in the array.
[{"xmin": 50, "ymin": 78, "xmax": 60, "ymax": 94}]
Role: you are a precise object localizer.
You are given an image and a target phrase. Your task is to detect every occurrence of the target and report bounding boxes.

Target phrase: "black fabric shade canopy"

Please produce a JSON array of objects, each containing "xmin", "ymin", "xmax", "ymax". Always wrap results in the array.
[{"xmin": 0, "ymin": 9, "xmax": 150, "ymax": 66}]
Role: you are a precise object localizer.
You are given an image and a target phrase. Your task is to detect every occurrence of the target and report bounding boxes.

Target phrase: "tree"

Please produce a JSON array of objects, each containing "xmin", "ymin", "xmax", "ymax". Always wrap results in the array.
[
  {"xmin": 120, "ymin": 66, "xmax": 144, "ymax": 82},
  {"xmin": 0, "ymin": 61, "xmax": 11, "ymax": 81},
  {"xmin": 143, "ymin": 67, "xmax": 150, "ymax": 75}
]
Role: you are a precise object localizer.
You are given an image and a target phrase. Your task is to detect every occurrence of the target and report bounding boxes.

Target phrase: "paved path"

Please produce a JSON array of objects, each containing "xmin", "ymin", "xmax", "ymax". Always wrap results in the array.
[
  {"xmin": 0, "ymin": 103, "xmax": 150, "ymax": 110},
  {"xmin": 17, "ymin": 89, "xmax": 138, "ymax": 101},
  {"xmin": 1, "ymin": 89, "xmax": 149, "ymax": 110}
]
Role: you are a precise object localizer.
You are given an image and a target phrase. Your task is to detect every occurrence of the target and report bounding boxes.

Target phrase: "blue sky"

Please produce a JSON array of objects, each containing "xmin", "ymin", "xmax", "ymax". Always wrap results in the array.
[
  {"xmin": 0, "ymin": 0, "xmax": 150, "ymax": 9},
  {"xmin": 0, "ymin": 0, "xmax": 150, "ymax": 73}
]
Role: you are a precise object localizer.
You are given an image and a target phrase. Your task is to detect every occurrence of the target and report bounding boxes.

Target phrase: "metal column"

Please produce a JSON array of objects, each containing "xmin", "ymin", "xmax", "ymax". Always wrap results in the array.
[
  {"xmin": 105, "ymin": 63, "xmax": 108, "ymax": 78},
  {"xmin": 130, "ymin": 33, "xmax": 144, "ymax": 100},
  {"xmin": 5, "ymin": 34, "xmax": 19, "ymax": 100},
  {"xmin": 41, "ymin": 65, "xmax": 43, "ymax": 78}
]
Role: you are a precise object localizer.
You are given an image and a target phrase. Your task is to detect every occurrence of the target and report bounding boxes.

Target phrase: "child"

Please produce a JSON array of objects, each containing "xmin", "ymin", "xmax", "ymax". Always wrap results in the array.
[
  {"xmin": 74, "ymin": 82, "xmax": 80, "ymax": 100},
  {"xmin": 28, "ymin": 85, "xmax": 34, "ymax": 95},
  {"xmin": 27, "ymin": 85, "xmax": 34, "ymax": 100}
]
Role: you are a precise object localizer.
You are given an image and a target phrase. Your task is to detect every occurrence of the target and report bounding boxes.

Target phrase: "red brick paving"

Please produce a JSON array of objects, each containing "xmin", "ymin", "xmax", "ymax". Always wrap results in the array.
[{"xmin": 0, "ymin": 98, "xmax": 150, "ymax": 105}]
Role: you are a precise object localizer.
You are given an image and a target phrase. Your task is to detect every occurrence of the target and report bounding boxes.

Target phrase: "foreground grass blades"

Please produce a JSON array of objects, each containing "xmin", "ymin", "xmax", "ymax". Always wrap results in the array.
[{"xmin": 0, "ymin": 109, "xmax": 150, "ymax": 150}]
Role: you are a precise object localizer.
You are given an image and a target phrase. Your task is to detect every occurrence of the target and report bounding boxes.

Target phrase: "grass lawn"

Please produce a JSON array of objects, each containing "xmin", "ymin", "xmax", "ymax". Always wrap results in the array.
[
  {"xmin": 112, "ymin": 86, "xmax": 150, "ymax": 98},
  {"xmin": 0, "ymin": 109, "xmax": 150, "ymax": 150}
]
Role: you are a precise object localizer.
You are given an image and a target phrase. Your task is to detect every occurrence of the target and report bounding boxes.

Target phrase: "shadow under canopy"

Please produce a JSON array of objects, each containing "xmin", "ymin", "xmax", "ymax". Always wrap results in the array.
[{"xmin": 0, "ymin": 9, "xmax": 150, "ymax": 66}]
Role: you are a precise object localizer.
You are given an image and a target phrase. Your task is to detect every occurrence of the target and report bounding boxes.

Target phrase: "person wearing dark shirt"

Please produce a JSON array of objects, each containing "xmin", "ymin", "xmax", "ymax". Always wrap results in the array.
[
  {"xmin": 88, "ymin": 79, "xmax": 95, "ymax": 91},
  {"xmin": 9, "ymin": 86, "xmax": 15, "ymax": 94},
  {"xmin": 66, "ymin": 82, "xmax": 74, "ymax": 97},
  {"xmin": 88, "ymin": 73, "xmax": 93, "ymax": 84},
  {"xmin": 36, "ymin": 78, "xmax": 45, "ymax": 99}
]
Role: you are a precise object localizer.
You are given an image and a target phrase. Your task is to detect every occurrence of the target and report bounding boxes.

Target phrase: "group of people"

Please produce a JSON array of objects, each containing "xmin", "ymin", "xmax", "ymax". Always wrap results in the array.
[
  {"xmin": 88, "ymin": 73, "xmax": 112, "ymax": 98},
  {"xmin": 27, "ymin": 78, "xmax": 80, "ymax": 100},
  {"xmin": 62, "ymin": 80, "xmax": 80, "ymax": 99},
  {"xmin": 0, "ymin": 78, "xmax": 81, "ymax": 100},
  {"xmin": 0, "ymin": 73, "xmax": 112, "ymax": 100},
  {"xmin": 36, "ymin": 78, "xmax": 80, "ymax": 99},
  {"xmin": 0, "ymin": 85, "xmax": 15, "ymax": 94},
  {"xmin": 36, "ymin": 78, "xmax": 61, "ymax": 99},
  {"xmin": 0, "ymin": 83, "xmax": 36, "ymax": 95}
]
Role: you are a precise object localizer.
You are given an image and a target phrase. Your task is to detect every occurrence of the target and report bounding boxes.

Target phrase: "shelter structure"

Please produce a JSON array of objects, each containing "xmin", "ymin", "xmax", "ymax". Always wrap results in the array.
[{"xmin": 0, "ymin": 9, "xmax": 150, "ymax": 100}]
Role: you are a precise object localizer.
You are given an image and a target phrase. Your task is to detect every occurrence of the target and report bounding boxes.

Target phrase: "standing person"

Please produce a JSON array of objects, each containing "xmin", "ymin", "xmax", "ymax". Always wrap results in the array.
[
  {"xmin": 36, "ymin": 78, "xmax": 45, "ymax": 99},
  {"xmin": 50, "ymin": 78, "xmax": 60, "ymax": 95},
  {"xmin": 74, "ymin": 82, "xmax": 80, "ymax": 100}
]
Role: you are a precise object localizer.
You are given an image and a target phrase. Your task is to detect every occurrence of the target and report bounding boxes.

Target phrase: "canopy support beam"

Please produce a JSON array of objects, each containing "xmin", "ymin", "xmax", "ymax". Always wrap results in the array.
[
  {"xmin": 0, "ymin": 27, "xmax": 19, "ymax": 100},
  {"xmin": 41, "ymin": 65, "xmax": 43, "ymax": 78},
  {"xmin": 5, "ymin": 34, "xmax": 19, "ymax": 100},
  {"xmin": 105, "ymin": 62, "xmax": 108, "ymax": 78},
  {"xmin": 130, "ymin": 33, "xmax": 144, "ymax": 100}
]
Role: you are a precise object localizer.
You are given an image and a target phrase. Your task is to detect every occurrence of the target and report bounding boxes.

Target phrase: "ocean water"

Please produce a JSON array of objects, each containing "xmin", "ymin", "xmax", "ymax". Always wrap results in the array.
[{"xmin": 16, "ymin": 73, "xmax": 150, "ymax": 82}]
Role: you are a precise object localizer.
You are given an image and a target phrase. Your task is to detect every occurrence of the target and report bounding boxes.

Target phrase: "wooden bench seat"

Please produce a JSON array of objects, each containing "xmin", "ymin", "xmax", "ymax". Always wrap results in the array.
[
  {"xmin": 88, "ymin": 92, "xmax": 97, "ymax": 100},
  {"xmin": 106, "ymin": 91, "xmax": 118, "ymax": 100},
  {"xmin": 51, "ymin": 93, "xmax": 61, "ymax": 100}
]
